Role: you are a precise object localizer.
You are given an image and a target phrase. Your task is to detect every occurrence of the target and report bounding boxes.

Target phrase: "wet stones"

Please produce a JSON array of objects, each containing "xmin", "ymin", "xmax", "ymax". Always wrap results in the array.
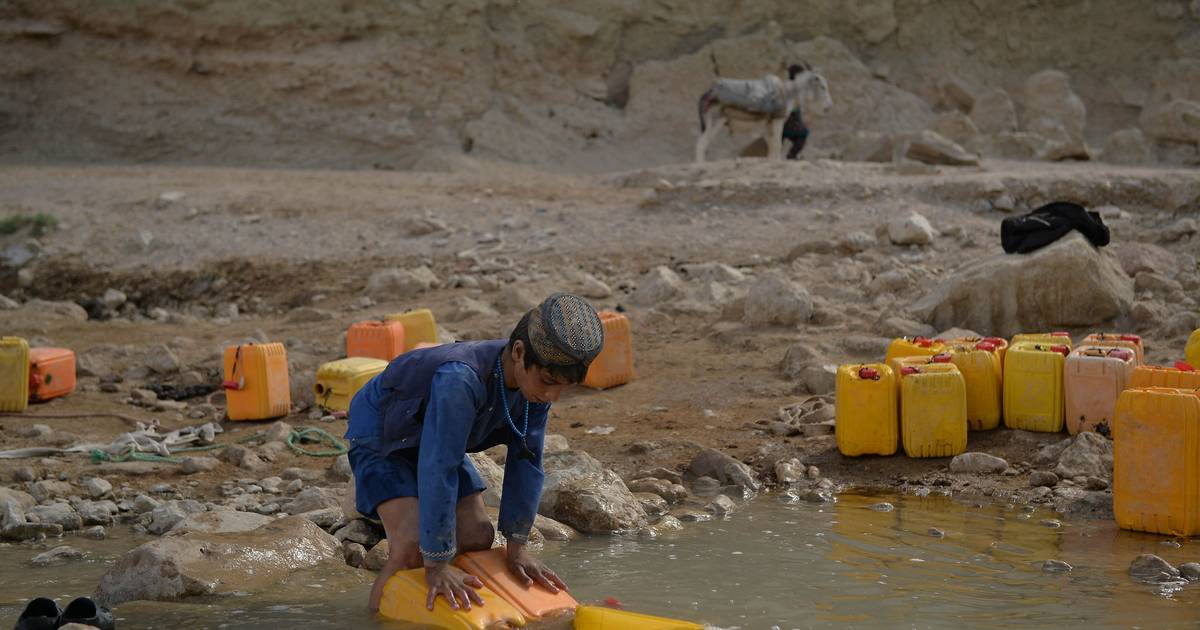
[
  {"xmin": 774, "ymin": 458, "xmax": 805, "ymax": 484},
  {"xmin": 1041, "ymin": 559, "xmax": 1073, "ymax": 573},
  {"xmin": 1129, "ymin": 554, "xmax": 1180, "ymax": 582},
  {"xmin": 31, "ymin": 546, "xmax": 85, "ymax": 567},
  {"xmin": 868, "ymin": 502, "xmax": 894, "ymax": 512},
  {"xmin": 27, "ymin": 503, "xmax": 82, "ymax": 531},
  {"xmin": 688, "ymin": 449, "xmax": 761, "ymax": 493},
  {"xmin": 1029, "ymin": 471, "xmax": 1059, "ymax": 487},
  {"xmin": 1180, "ymin": 563, "xmax": 1200, "ymax": 582},
  {"xmin": 949, "ymin": 452, "xmax": 1009, "ymax": 474},
  {"xmin": 83, "ymin": 477, "xmax": 113, "ymax": 499},
  {"xmin": 533, "ymin": 514, "xmax": 579, "ymax": 542},
  {"xmin": 627, "ymin": 477, "xmax": 688, "ymax": 503},
  {"xmin": 363, "ymin": 540, "xmax": 389, "ymax": 572}
]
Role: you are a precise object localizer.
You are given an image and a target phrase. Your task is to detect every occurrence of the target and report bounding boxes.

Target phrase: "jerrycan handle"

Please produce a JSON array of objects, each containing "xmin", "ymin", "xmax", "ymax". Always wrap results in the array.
[{"xmin": 224, "ymin": 345, "xmax": 247, "ymax": 390}]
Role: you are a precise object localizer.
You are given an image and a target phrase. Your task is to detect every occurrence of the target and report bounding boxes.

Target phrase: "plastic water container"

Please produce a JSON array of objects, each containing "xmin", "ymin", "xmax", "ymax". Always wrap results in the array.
[
  {"xmin": 346, "ymin": 321, "xmax": 406, "ymax": 362},
  {"xmin": 453, "ymin": 548, "xmax": 578, "ymax": 620},
  {"xmin": 1113, "ymin": 387, "xmax": 1200, "ymax": 536},
  {"xmin": 1003, "ymin": 342, "xmax": 1068, "ymax": 433},
  {"xmin": 378, "ymin": 567, "xmax": 526, "ymax": 629},
  {"xmin": 884, "ymin": 336, "xmax": 945, "ymax": 365},
  {"xmin": 28, "ymin": 347, "xmax": 76, "ymax": 403},
  {"xmin": 1084, "ymin": 333, "xmax": 1144, "ymax": 365},
  {"xmin": 223, "ymin": 343, "xmax": 291, "ymax": 421},
  {"xmin": 1129, "ymin": 364, "xmax": 1200, "ymax": 390},
  {"xmin": 0, "ymin": 337, "xmax": 30, "ymax": 412},
  {"xmin": 947, "ymin": 343, "xmax": 1003, "ymax": 431},
  {"xmin": 573, "ymin": 606, "xmax": 704, "ymax": 630},
  {"xmin": 314, "ymin": 357, "xmax": 387, "ymax": 412},
  {"xmin": 1187, "ymin": 329, "xmax": 1200, "ymax": 369},
  {"xmin": 385, "ymin": 309, "xmax": 437, "ymax": 351},
  {"xmin": 899, "ymin": 362, "xmax": 968, "ymax": 458},
  {"xmin": 835, "ymin": 364, "xmax": 898, "ymax": 456},
  {"xmin": 583, "ymin": 311, "xmax": 634, "ymax": 390},
  {"xmin": 1011, "ymin": 332, "xmax": 1073, "ymax": 350},
  {"xmin": 1064, "ymin": 346, "xmax": 1136, "ymax": 435}
]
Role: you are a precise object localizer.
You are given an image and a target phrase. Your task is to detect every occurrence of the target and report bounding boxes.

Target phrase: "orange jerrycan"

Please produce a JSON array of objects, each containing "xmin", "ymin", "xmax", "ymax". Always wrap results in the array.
[
  {"xmin": 223, "ymin": 343, "xmax": 291, "ymax": 421},
  {"xmin": 346, "ymin": 320, "xmax": 406, "ymax": 361},
  {"xmin": 378, "ymin": 567, "xmax": 527, "ymax": 629},
  {"xmin": 0, "ymin": 337, "xmax": 30, "ymax": 412},
  {"xmin": 884, "ymin": 336, "xmax": 945, "ymax": 365},
  {"xmin": 946, "ymin": 343, "xmax": 1002, "ymax": 431},
  {"xmin": 573, "ymin": 606, "xmax": 704, "ymax": 630},
  {"xmin": 385, "ymin": 309, "xmax": 437, "ymax": 351},
  {"xmin": 1011, "ymin": 332, "xmax": 1073, "ymax": 350},
  {"xmin": 1187, "ymin": 329, "xmax": 1200, "ymax": 369},
  {"xmin": 898, "ymin": 360, "xmax": 968, "ymax": 458},
  {"xmin": 583, "ymin": 311, "xmax": 634, "ymax": 390},
  {"xmin": 454, "ymin": 548, "xmax": 578, "ymax": 620},
  {"xmin": 1129, "ymin": 364, "xmax": 1200, "ymax": 389},
  {"xmin": 1084, "ymin": 333, "xmax": 1144, "ymax": 365},
  {"xmin": 28, "ymin": 347, "xmax": 76, "ymax": 403},
  {"xmin": 1064, "ymin": 346, "xmax": 1136, "ymax": 435},
  {"xmin": 835, "ymin": 364, "xmax": 898, "ymax": 456},
  {"xmin": 1113, "ymin": 387, "xmax": 1200, "ymax": 536},
  {"xmin": 314, "ymin": 357, "xmax": 387, "ymax": 412},
  {"xmin": 1003, "ymin": 342, "xmax": 1068, "ymax": 433}
]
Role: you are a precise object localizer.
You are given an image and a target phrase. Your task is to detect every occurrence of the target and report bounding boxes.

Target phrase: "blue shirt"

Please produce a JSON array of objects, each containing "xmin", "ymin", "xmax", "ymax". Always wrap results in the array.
[{"xmin": 347, "ymin": 361, "xmax": 548, "ymax": 560}]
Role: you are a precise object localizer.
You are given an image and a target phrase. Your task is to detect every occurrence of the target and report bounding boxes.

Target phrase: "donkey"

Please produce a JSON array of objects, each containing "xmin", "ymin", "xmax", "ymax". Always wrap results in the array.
[{"xmin": 695, "ymin": 63, "xmax": 833, "ymax": 163}]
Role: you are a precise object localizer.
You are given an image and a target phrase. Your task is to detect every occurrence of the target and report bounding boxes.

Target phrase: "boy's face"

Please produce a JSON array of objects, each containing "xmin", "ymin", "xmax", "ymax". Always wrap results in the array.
[{"xmin": 512, "ymin": 341, "xmax": 573, "ymax": 404}]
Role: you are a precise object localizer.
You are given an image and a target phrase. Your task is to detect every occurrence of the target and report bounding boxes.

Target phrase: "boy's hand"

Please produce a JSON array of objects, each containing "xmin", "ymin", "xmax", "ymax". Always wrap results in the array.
[
  {"xmin": 425, "ymin": 562, "xmax": 485, "ymax": 611},
  {"xmin": 506, "ymin": 543, "xmax": 567, "ymax": 594}
]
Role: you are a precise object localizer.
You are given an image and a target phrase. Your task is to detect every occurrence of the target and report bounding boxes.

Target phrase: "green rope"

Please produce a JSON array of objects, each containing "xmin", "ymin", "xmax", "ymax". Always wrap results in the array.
[{"xmin": 285, "ymin": 427, "xmax": 348, "ymax": 457}]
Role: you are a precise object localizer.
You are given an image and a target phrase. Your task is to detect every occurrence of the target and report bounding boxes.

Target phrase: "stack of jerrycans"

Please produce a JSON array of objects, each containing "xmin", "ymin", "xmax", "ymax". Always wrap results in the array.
[
  {"xmin": 944, "ymin": 340, "xmax": 1003, "ymax": 431},
  {"xmin": 0, "ymin": 337, "xmax": 30, "ymax": 412},
  {"xmin": 895, "ymin": 354, "xmax": 968, "ymax": 458},
  {"xmin": 835, "ymin": 364, "xmax": 898, "ymax": 456},
  {"xmin": 1004, "ymin": 340, "xmax": 1070, "ymax": 432},
  {"xmin": 1064, "ymin": 345, "xmax": 1136, "ymax": 435},
  {"xmin": 224, "ymin": 343, "xmax": 291, "ymax": 421},
  {"xmin": 1113, "ymin": 387, "xmax": 1200, "ymax": 536}
]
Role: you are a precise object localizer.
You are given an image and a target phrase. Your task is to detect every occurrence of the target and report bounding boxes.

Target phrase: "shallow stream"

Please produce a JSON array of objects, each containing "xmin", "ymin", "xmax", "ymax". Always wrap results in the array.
[{"xmin": 2, "ymin": 492, "xmax": 1197, "ymax": 629}]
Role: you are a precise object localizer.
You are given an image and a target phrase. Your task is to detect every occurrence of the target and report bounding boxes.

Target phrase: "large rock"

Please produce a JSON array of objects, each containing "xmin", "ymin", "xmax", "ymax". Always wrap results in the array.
[
  {"xmin": 283, "ymin": 486, "xmax": 343, "ymax": 515},
  {"xmin": 538, "ymin": 451, "xmax": 647, "ymax": 533},
  {"xmin": 171, "ymin": 510, "xmax": 274, "ymax": 534},
  {"xmin": 971, "ymin": 88, "xmax": 1019, "ymax": 135},
  {"xmin": 688, "ymin": 449, "xmax": 761, "ymax": 493},
  {"xmin": 0, "ymin": 488, "xmax": 36, "ymax": 511},
  {"xmin": 468, "ymin": 452, "xmax": 505, "ymax": 508},
  {"xmin": 533, "ymin": 514, "xmax": 579, "ymax": 541},
  {"xmin": 929, "ymin": 110, "xmax": 981, "ymax": 148},
  {"xmin": 1021, "ymin": 70, "xmax": 1089, "ymax": 160},
  {"xmin": 96, "ymin": 516, "xmax": 342, "ymax": 606},
  {"xmin": 949, "ymin": 452, "xmax": 1009, "ymax": 474},
  {"xmin": 29, "ymin": 480, "xmax": 73, "ymax": 503},
  {"xmin": 903, "ymin": 130, "xmax": 979, "ymax": 166},
  {"xmin": 1054, "ymin": 432, "xmax": 1113, "ymax": 480},
  {"xmin": 1101, "ymin": 128, "xmax": 1152, "ymax": 165},
  {"xmin": 1140, "ymin": 99, "xmax": 1200, "ymax": 145},
  {"xmin": 143, "ymin": 344, "xmax": 181, "ymax": 374},
  {"xmin": 630, "ymin": 266, "xmax": 685, "ymax": 307},
  {"xmin": 1128, "ymin": 554, "xmax": 1179, "ymax": 581},
  {"xmin": 146, "ymin": 500, "xmax": 206, "ymax": 535},
  {"xmin": 364, "ymin": 266, "xmax": 439, "ymax": 300},
  {"xmin": 743, "ymin": 274, "xmax": 812, "ymax": 327},
  {"xmin": 910, "ymin": 233, "xmax": 1133, "ymax": 338},
  {"xmin": 26, "ymin": 503, "xmax": 82, "ymax": 531}
]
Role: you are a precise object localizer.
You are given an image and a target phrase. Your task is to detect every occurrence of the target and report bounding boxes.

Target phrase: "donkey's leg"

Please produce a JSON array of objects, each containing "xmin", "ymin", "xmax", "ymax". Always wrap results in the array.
[
  {"xmin": 695, "ymin": 110, "xmax": 723, "ymax": 163},
  {"xmin": 766, "ymin": 117, "xmax": 785, "ymax": 160}
]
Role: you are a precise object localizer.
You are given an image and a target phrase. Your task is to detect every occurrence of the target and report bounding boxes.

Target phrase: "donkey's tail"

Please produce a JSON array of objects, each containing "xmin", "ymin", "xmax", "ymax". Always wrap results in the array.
[{"xmin": 698, "ymin": 88, "xmax": 716, "ymax": 132}]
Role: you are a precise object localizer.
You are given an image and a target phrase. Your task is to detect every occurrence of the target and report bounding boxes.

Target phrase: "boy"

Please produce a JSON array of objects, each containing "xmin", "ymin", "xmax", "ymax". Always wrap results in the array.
[{"xmin": 345, "ymin": 293, "xmax": 605, "ymax": 613}]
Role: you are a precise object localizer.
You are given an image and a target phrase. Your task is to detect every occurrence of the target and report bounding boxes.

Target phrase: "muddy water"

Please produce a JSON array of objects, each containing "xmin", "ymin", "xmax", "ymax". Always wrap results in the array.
[{"xmin": 2, "ymin": 493, "xmax": 1197, "ymax": 629}]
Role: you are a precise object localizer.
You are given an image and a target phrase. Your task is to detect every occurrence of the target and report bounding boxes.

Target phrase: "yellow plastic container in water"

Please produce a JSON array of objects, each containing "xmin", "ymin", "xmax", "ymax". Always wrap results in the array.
[
  {"xmin": 1129, "ymin": 365, "xmax": 1200, "ymax": 389},
  {"xmin": 1187, "ymin": 329, "xmax": 1200, "ymax": 368},
  {"xmin": 883, "ymin": 337, "xmax": 945, "ymax": 365},
  {"xmin": 223, "ymin": 343, "xmax": 291, "ymax": 421},
  {"xmin": 1064, "ymin": 346, "xmax": 1136, "ymax": 435},
  {"xmin": 1084, "ymin": 333, "xmax": 1144, "ymax": 365},
  {"xmin": 454, "ymin": 548, "xmax": 578, "ymax": 620},
  {"xmin": 1011, "ymin": 332, "xmax": 1073, "ymax": 350},
  {"xmin": 378, "ymin": 567, "xmax": 527, "ymax": 629},
  {"xmin": 1003, "ymin": 342, "xmax": 1068, "ymax": 433},
  {"xmin": 947, "ymin": 343, "xmax": 1003, "ymax": 431},
  {"xmin": 899, "ymin": 362, "xmax": 968, "ymax": 458},
  {"xmin": 835, "ymin": 363, "xmax": 898, "ymax": 456},
  {"xmin": 1113, "ymin": 387, "xmax": 1200, "ymax": 536},
  {"xmin": 385, "ymin": 309, "xmax": 438, "ymax": 351},
  {"xmin": 573, "ymin": 606, "xmax": 704, "ymax": 630},
  {"xmin": 0, "ymin": 337, "xmax": 30, "ymax": 413},
  {"xmin": 314, "ymin": 357, "xmax": 387, "ymax": 412}
]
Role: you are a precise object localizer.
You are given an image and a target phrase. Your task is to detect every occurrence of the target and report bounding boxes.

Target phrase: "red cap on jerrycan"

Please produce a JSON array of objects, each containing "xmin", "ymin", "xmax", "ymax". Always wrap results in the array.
[
  {"xmin": 930, "ymin": 353, "xmax": 952, "ymax": 363},
  {"xmin": 901, "ymin": 366, "xmax": 921, "ymax": 376},
  {"xmin": 858, "ymin": 367, "xmax": 880, "ymax": 380},
  {"xmin": 983, "ymin": 337, "xmax": 1005, "ymax": 346},
  {"xmin": 1049, "ymin": 345, "xmax": 1070, "ymax": 356},
  {"xmin": 975, "ymin": 341, "xmax": 997, "ymax": 352},
  {"xmin": 1119, "ymin": 334, "xmax": 1141, "ymax": 342},
  {"xmin": 1107, "ymin": 348, "xmax": 1134, "ymax": 361},
  {"xmin": 1051, "ymin": 332, "xmax": 1070, "ymax": 337},
  {"xmin": 1176, "ymin": 361, "xmax": 1195, "ymax": 372},
  {"xmin": 914, "ymin": 337, "xmax": 933, "ymax": 348}
]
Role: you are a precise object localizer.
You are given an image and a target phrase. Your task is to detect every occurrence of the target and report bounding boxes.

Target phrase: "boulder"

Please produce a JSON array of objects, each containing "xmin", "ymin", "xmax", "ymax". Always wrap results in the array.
[
  {"xmin": 1054, "ymin": 432, "xmax": 1113, "ymax": 480},
  {"xmin": 76, "ymin": 500, "xmax": 116, "ymax": 526},
  {"xmin": 170, "ymin": 510, "xmax": 273, "ymax": 534},
  {"xmin": 31, "ymin": 546, "xmax": 85, "ymax": 566},
  {"xmin": 887, "ymin": 211, "xmax": 937, "ymax": 246},
  {"xmin": 630, "ymin": 266, "xmax": 685, "ymax": 307},
  {"xmin": 493, "ymin": 285, "xmax": 541, "ymax": 313},
  {"xmin": 29, "ymin": 480, "xmax": 73, "ymax": 503},
  {"xmin": 96, "ymin": 516, "xmax": 342, "ymax": 606},
  {"xmin": 1110, "ymin": 242, "xmax": 1184, "ymax": 279},
  {"xmin": 949, "ymin": 452, "xmax": 1009, "ymax": 474},
  {"xmin": 1029, "ymin": 471, "xmax": 1059, "ymax": 487},
  {"xmin": 283, "ymin": 487, "xmax": 343, "ymax": 515},
  {"xmin": 688, "ymin": 449, "xmax": 760, "ymax": 493},
  {"xmin": 143, "ymin": 344, "xmax": 181, "ymax": 374},
  {"xmin": 468, "ymin": 452, "xmax": 505, "ymax": 508},
  {"xmin": 538, "ymin": 451, "xmax": 648, "ymax": 533},
  {"xmin": 146, "ymin": 500, "xmax": 206, "ymax": 535},
  {"xmin": 1180, "ymin": 563, "xmax": 1200, "ymax": 582},
  {"xmin": 83, "ymin": 477, "xmax": 113, "ymax": 499},
  {"xmin": 929, "ymin": 110, "xmax": 981, "ymax": 149},
  {"xmin": 363, "ymin": 540, "xmax": 389, "ymax": 571},
  {"xmin": 910, "ymin": 233, "xmax": 1133, "ymax": 338},
  {"xmin": 1022, "ymin": 70, "xmax": 1089, "ymax": 160},
  {"xmin": 26, "ymin": 503, "xmax": 82, "ymax": 531},
  {"xmin": 903, "ymin": 130, "xmax": 979, "ymax": 166},
  {"xmin": 626, "ymin": 477, "xmax": 687, "ymax": 503},
  {"xmin": 334, "ymin": 519, "xmax": 382, "ymax": 547},
  {"xmin": 634, "ymin": 492, "xmax": 668, "ymax": 517},
  {"xmin": 365, "ymin": 266, "xmax": 439, "ymax": 300},
  {"xmin": 1128, "ymin": 554, "xmax": 1179, "ymax": 582},
  {"xmin": 743, "ymin": 274, "xmax": 812, "ymax": 327},
  {"xmin": 533, "ymin": 514, "xmax": 579, "ymax": 541},
  {"xmin": 0, "ymin": 488, "xmax": 36, "ymax": 512},
  {"xmin": 1139, "ymin": 99, "xmax": 1200, "ymax": 145},
  {"xmin": 218, "ymin": 445, "xmax": 268, "ymax": 473},
  {"xmin": 1101, "ymin": 128, "xmax": 1153, "ymax": 165}
]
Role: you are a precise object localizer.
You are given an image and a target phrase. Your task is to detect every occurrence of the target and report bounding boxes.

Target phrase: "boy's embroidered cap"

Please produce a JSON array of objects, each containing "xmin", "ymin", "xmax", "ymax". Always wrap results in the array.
[{"xmin": 527, "ymin": 293, "xmax": 604, "ymax": 366}]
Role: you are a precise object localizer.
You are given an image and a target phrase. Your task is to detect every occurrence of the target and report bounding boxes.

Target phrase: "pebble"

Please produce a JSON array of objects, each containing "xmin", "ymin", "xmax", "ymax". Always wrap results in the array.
[
  {"xmin": 1041, "ymin": 559, "xmax": 1073, "ymax": 573},
  {"xmin": 30, "ymin": 546, "xmax": 85, "ymax": 566},
  {"xmin": 1180, "ymin": 563, "xmax": 1200, "ymax": 581},
  {"xmin": 805, "ymin": 465, "xmax": 821, "ymax": 479},
  {"xmin": 1039, "ymin": 519, "xmax": 1062, "ymax": 529},
  {"xmin": 1029, "ymin": 471, "xmax": 1059, "ymax": 488},
  {"xmin": 1085, "ymin": 476, "xmax": 1109, "ymax": 491},
  {"xmin": 13, "ymin": 467, "xmax": 35, "ymax": 482},
  {"xmin": 286, "ymin": 479, "xmax": 305, "ymax": 494},
  {"xmin": 82, "ymin": 526, "xmax": 107, "ymax": 540},
  {"xmin": 868, "ymin": 502, "xmax": 894, "ymax": 512},
  {"xmin": 150, "ymin": 483, "xmax": 173, "ymax": 494},
  {"xmin": 1160, "ymin": 540, "xmax": 1182, "ymax": 549},
  {"xmin": 927, "ymin": 528, "xmax": 945, "ymax": 538},
  {"xmin": 83, "ymin": 477, "xmax": 113, "ymax": 499}
]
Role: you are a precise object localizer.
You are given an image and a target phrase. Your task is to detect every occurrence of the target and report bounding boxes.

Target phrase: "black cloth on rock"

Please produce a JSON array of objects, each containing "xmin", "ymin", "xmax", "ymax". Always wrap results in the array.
[{"xmin": 1000, "ymin": 201, "xmax": 1110, "ymax": 254}]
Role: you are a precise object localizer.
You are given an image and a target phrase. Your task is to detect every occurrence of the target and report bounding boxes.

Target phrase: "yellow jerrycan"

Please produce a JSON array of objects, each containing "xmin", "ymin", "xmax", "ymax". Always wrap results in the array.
[
  {"xmin": 883, "ymin": 336, "xmax": 945, "ymax": 365},
  {"xmin": 313, "ymin": 357, "xmax": 387, "ymax": 413},
  {"xmin": 378, "ymin": 567, "xmax": 527, "ymax": 629},
  {"xmin": 1112, "ymin": 387, "xmax": 1200, "ymax": 536},
  {"xmin": 573, "ymin": 605, "xmax": 704, "ymax": 630},
  {"xmin": 0, "ymin": 337, "xmax": 30, "ymax": 412},
  {"xmin": 898, "ymin": 358, "xmax": 968, "ymax": 458},
  {"xmin": 945, "ymin": 342, "xmax": 1003, "ymax": 431},
  {"xmin": 1003, "ymin": 342, "xmax": 1068, "ymax": 433},
  {"xmin": 385, "ymin": 308, "xmax": 438, "ymax": 351},
  {"xmin": 835, "ymin": 364, "xmax": 898, "ymax": 456},
  {"xmin": 1187, "ymin": 329, "xmax": 1200, "ymax": 369}
]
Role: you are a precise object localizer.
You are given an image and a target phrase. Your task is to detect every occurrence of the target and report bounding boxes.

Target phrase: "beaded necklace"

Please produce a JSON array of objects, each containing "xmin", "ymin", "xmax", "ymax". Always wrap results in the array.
[{"xmin": 495, "ymin": 355, "xmax": 532, "ymax": 459}]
